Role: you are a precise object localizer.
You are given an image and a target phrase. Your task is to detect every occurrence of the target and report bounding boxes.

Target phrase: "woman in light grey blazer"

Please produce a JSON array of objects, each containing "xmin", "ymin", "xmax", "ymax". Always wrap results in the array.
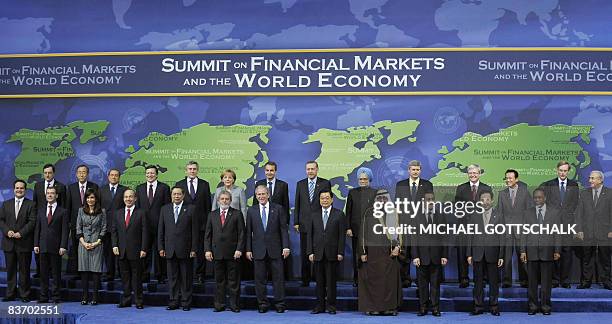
[
  {"xmin": 212, "ymin": 169, "xmax": 248, "ymax": 220},
  {"xmin": 76, "ymin": 188, "xmax": 106, "ymax": 305}
]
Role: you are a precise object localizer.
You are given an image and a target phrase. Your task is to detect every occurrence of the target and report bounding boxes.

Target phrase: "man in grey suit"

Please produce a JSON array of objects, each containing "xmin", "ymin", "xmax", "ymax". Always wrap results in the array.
[
  {"xmin": 498, "ymin": 169, "xmax": 533, "ymax": 287},
  {"xmin": 520, "ymin": 188, "xmax": 561, "ymax": 315},
  {"xmin": 575, "ymin": 170, "xmax": 612, "ymax": 290}
]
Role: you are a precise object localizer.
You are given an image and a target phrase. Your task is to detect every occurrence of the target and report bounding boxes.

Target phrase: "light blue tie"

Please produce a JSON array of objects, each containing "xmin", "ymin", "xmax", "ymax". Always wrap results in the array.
[
  {"xmin": 174, "ymin": 205, "xmax": 179, "ymax": 223},
  {"xmin": 323, "ymin": 209, "xmax": 329, "ymax": 230},
  {"xmin": 261, "ymin": 205, "xmax": 267, "ymax": 231},
  {"xmin": 309, "ymin": 180, "xmax": 315, "ymax": 202}
]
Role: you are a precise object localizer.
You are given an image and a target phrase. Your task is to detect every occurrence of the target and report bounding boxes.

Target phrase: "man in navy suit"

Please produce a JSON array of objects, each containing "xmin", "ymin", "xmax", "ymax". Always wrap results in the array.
[
  {"xmin": 33, "ymin": 186, "xmax": 69, "ymax": 303},
  {"xmin": 455, "ymin": 164, "xmax": 492, "ymax": 288},
  {"xmin": 307, "ymin": 190, "xmax": 346, "ymax": 315},
  {"xmin": 246, "ymin": 185, "xmax": 290, "ymax": 313},
  {"xmin": 158, "ymin": 186, "xmax": 198, "ymax": 311},
  {"xmin": 0, "ymin": 180, "xmax": 36, "ymax": 302},
  {"xmin": 136, "ymin": 165, "xmax": 171, "ymax": 283},
  {"xmin": 112, "ymin": 189, "xmax": 148, "ymax": 309},
  {"xmin": 32, "ymin": 163, "xmax": 66, "ymax": 280},
  {"xmin": 294, "ymin": 160, "xmax": 331, "ymax": 286},
  {"xmin": 539, "ymin": 161, "xmax": 580, "ymax": 288},
  {"xmin": 175, "ymin": 161, "xmax": 211, "ymax": 283},
  {"xmin": 396, "ymin": 160, "xmax": 434, "ymax": 288},
  {"xmin": 100, "ymin": 168, "xmax": 127, "ymax": 281},
  {"xmin": 66, "ymin": 164, "xmax": 99, "ymax": 274}
]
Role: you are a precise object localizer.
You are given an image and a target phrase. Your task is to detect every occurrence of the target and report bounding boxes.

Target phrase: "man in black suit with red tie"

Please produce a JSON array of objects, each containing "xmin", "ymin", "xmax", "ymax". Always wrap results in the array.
[
  {"xmin": 136, "ymin": 165, "xmax": 171, "ymax": 283},
  {"xmin": 112, "ymin": 189, "xmax": 148, "ymax": 309},
  {"xmin": 66, "ymin": 164, "xmax": 98, "ymax": 274},
  {"xmin": 32, "ymin": 163, "xmax": 66, "ymax": 279},
  {"xmin": 412, "ymin": 192, "xmax": 447, "ymax": 317},
  {"xmin": 158, "ymin": 186, "xmax": 199, "ymax": 311},
  {"xmin": 175, "ymin": 161, "xmax": 211, "ymax": 284},
  {"xmin": 0, "ymin": 180, "xmax": 36, "ymax": 302},
  {"xmin": 455, "ymin": 164, "xmax": 492, "ymax": 288},
  {"xmin": 307, "ymin": 190, "xmax": 346, "ymax": 315},
  {"xmin": 246, "ymin": 185, "xmax": 290, "ymax": 313},
  {"xmin": 204, "ymin": 190, "xmax": 245, "ymax": 312},
  {"xmin": 34, "ymin": 186, "xmax": 68, "ymax": 303},
  {"xmin": 294, "ymin": 160, "xmax": 331, "ymax": 286},
  {"xmin": 539, "ymin": 161, "xmax": 580, "ymax": 288},
  {"xmin": 520, "ymin": 188, "xmax": 562, "ymax": 315},
  {"xmin": 396, "ymin": 160, "xmax": 434, "ymax": 288},
  {"xmin": 100, "ymin": 168, "xmax": 127, "ymax": 281}
]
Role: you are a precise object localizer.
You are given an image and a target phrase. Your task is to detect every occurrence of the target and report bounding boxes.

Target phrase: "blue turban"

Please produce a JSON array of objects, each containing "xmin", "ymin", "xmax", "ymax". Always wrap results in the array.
[{"xmin": 356, "ymin": 167, "xmax": 373, "ymax": 182}]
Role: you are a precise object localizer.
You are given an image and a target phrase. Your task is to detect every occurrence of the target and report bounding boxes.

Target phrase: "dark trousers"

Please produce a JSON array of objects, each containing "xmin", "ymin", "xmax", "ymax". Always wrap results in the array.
[
  {"xmin": 167, "ymin": 256, "xmax": 193, "ymax": 307},
  {"xmin": 351, "ymin": 236, "xmax": 359, "ymax": 283},
  {"xmin": 527, "ymin": 260, "xmax": 553, "ymax": 312},
  {"xmin": 80, "ymin": 271, "xmax": 100, "ymax": 301},
  {"xmin": 314, "ymin": 256, "xmax": 338, "ymax": 311},
  {"xmin": 253, "ymin": 255, "xmax": 285, "ymax": 308},
  {"xmin": 503, "ymin": 239, "xmax": 528, "ymax": 284},
  {"xmin": 3, "ymin": 250, "xmax": 32, "ymax": 299},
  {"xmin": 119, "ymin": 258, "xmax": 143, "ymax": 306},
  {"xmin": 299, "ymin": 232, "xmax": 312, "ymax": 283},
  {"xmin": 34, "ymin": 253, "xmax": 41, "ymax": 277},
  {"xmin": 553, "ymin": 245, "xmax": 573, "ymax": 285},
  {"xmin": 68, "ymin": 231, "xmax": 79, "ymax": 273},
  {"xmin": 417, "ymin": 263, "xmax": 441, "ymax": 310},
  {"xmin": 213, "ymin": 259, "xmax": 241, "ymax": 309},
  {"xmin": 195, "ymin": 231, "xmax": 207, "ymax": 280},
  {"xmin": 102, "ymin": 233, "xmax": 117, "ymax": 279},
  {"xmin": 581, "ymin": 244, "xmax": 611, "ymax": 284},
  {"xmin": 473, "ymin": 261, "xmax": 500, "ymax": 311},
  {"xmin": 144, "ymin": 229, "xmax": 166, "ymax": 281},
  {"xmin": 457, "ymin": 245, "xmax": 469, "ymax": 283},
  {"xmin": 39, "ymin": 253, "xmax": 62, "ymax": 300}
]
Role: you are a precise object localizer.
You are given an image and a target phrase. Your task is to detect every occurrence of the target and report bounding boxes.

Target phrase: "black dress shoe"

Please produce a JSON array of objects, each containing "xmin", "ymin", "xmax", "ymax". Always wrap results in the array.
[
  {"xmin": 417, "ymin": 309, "xmax": 427, "ymax": 316},
  {"xmin": 182, "ymin": 307, "xmax": 190, "ymax": 311},
  {"xmin": 432, "ymin": 310, "xmax": 441, "ymax": 316},
  {"xmin": 230, "ymin": 308, "xmax": 240, "ymax": 313},
  {"xmin": 328, "ymin": 310, "xmax": 337, "ymax": 315},
  {"xmin": 166, "ymin": 305, "xmax": 179, "ymax": 310},
  {"xmin": 520, "ymin": 281, "xmax": 528, "ymax": 288},
  {"xmin": 21, "ymin": 298, "xmax": 30, "ymax": 303},
  {"xmin": 352, "ymin": 281, "xmax": 358, "ymax": 287},
  {"xmin": 2, "ymin": 297, "xmax": 15, "ymax": 302},
  {"xmin": 577, "ymin": 283, "xmax": 591, "ymax": 289},
  {"xmin": 491, "ymin": 310, "xmax": 500, "ymax": 316},
  {"xmin": 90, "ymin": 301, "xmax": 98, "ymax": 306},
  {"xmin": 470, "ymin": 310, "xmax": 484, "ymax": 315},
  {"xmin": 276, "ymin": 307, "xmax": 286, "ymax": 313},
  {"xmin": 502, "ymin": 283, "xmax": 512, "ymax": 288},
  {"xmin": 543, "ymin": 311, "xmax": 551, "ymax": 315},
  {"xmin": 117, "ymin": 303, "xmax": 129, "ymax": 308},
  {"xmin": 258, "ymin": 307, "xmax": 268, "ymax": 313},
  {"xmin": 459, "ymin": 280, "xmax": 469, "ymax": 288},
  {"xmin": 81, "ymin": 300, "xmax": 88, "ymax": 305},
  {"xmin": 402, "ymin": 280, "xmax": 411, "ymax": 288},
  {"xmin": 136, "ymin": 305, "xmax": 144, "ymax": 309},
  {"xmin": 528, "ymin": 310, "xmax": 537, "ymax": 315},
  {"xmin": 213, "ymin": 307, "xmax": 225, "ymax": 312},
  {"xmin": 561, "ymin": 283, "xmax": 571, "ymax": 288},
  {"xmin": 37, "ymin": 299, "xmax": 49, "ymax": 304},
  {"xmin": 311, "ymin": 309, "xmax": 322, "ymax": 314}
]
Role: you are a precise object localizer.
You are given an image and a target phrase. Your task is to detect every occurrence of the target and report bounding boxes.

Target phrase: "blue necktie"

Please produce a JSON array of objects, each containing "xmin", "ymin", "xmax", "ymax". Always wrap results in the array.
[
  {"xmin": 268, "ymin": 181, "xmax": 273, "ymax": 196},
  {"xmin": 111, "ymin": 186, "xmax": 116, "ymax": 199},
  {"xmin": 308, "ymin": 180, "xmax": 315, "ymax": 202},
  {"xmin": 411, "ymin": 182, "xmax": 417, "ymax": 201},
  {"xmin": 174, "ymin": 205, "xmax": 179, "ymax": 223},
  {"xmin": 323, "ymin": 210, "xmax": 329, "ymax": 230},
  {"xmin": 560, "ymin": 181, "xmax": 566, "ymax": 202},
  {"xmin": 261, "ymin": 205, "xmax": 267, "ymax": 230}
]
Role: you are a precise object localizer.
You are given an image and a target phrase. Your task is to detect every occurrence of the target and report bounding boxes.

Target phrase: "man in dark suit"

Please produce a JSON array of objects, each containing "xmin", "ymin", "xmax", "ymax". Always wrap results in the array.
[
  {"xmin": 539, "ymin": 161, "xmax": 580, "ymax": 288},
  {"xmin": 396, "ymin": 160, "xmax": 434, "ymax": 288},
  {"xmin": 204, "ymin": 190, "xmax": 245, "ymax": 312},
  {"xmin": 66, "ymin": 164, "xmax": 99, "ymax": 274},
  {"xmin": 455, "ymin": 164, "xmax": 492, "ymax": 288},
  {"xmin": 294, "ymin": 160, "xmax": 331, "ymax": 286},
  {"xmin": 575, "ymin": 170, "xmax": 612, "ymax": 290},
  {"xmin": 412, "ymin": 192, "xmax": 447, "ymax": 317},
  {"xmin": 158, "ymin": 186, "xmax": 199, "ymax": 311},
  {"xmin": 498, "ymin": 169, "xmax": 532, "ymax": 287},
  {"xmin": 112, "ymin": 189, "xmax": 148, "ymax": 309},
  {"xmin": 247, "ymin": 185, "xmax": 290, "ymax": 313},
  {"xmin": 34, "ymin": 186, "xmax": 69, "ymax": 303},
  {"xmin": 175, "ymin": 161, "xmax": 211, "ymax": 284},
  {"xmin": 32, "ymin": 163, "xmax": 66, "ymax": 280},
  {"xmin": 136, "ymin": 165, "xmax": 171, "ymax": 283},
  {"xmin": 307, "ymin": 190, "xmax": 346, "ymax": 315},
  {"xmin": 253, "ymin": 161, "xmax": 291, "ymax": 279},
  {"xmin": 520, "ymin": 188, "xmax": 562, "ymax": 315},
  {"xmin": 345, "ymin": 167, "xmax": 377, "ymax": 287},
  {"xmin": 100, "ymin": 168, "xmax": 127, "ymax": 281},
  {"xmin": 467, "ymin": 191, "xmax": 504, "ymax": 316},
  {"xmin": 0, "ymin": 179, "xmax": 36, "ymax": 302}
]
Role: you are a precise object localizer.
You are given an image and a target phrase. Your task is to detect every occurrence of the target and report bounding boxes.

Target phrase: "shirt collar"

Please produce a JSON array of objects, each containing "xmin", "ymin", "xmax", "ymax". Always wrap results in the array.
[
  {"xmin": 49, "ymin": 201, "xmax": 57, "ymax": 209},
  {"xmin": 322, "ymin": 207, "xmax": 331, "ymax": 214},
  {"xmin": 309, "ymin": 177, "xmax": 317, "ymax": 184},
  {"xmin": 47, "ymin": 179, "xmax": 55, "ymax": 186},
  {"xmin": 558, "ymin": 178, "xmax": 567, "ymax": 185},
  {"xmin": 260, "ymin": 202, "xmax": 270, "ymax": 210},
  {"xmin": 537, "ymin": 204, "xmax": 546, "ymax": 214},
  {"xmin": 174, "ymin": 202, "xmax": 183, "ymax": 209},
  {"xmin": 470, "ymin": 181, "xmax": 480, "ymax": 187}
]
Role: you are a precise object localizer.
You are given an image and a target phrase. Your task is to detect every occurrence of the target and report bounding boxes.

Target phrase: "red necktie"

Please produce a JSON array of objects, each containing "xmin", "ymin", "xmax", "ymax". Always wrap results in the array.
[
  {"xmin": 471, "ymin": 184, "xmax": 477, "ymax": 201},
  {"xmin": 220, "ymin": 209, "xmax": 226, "ymax": 226},
  {"xmin": 47, "ymin": 205, "xmax": 53, "ymax": 224},
  {"xmin": 125, "ymin": 208, "xmax": 131, "ymax": 227},
  {"xmin": 148, "ymin": 184, "xmax": 154, "ymax": 204}
]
